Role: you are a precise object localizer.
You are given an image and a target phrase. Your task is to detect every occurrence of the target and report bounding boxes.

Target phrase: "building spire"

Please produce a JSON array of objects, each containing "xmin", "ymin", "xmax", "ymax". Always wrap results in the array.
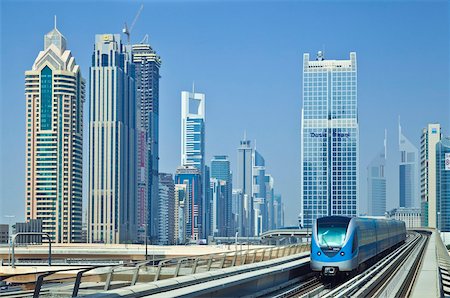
[
  {"xmin": 54, "ymin": 15, "xmax": 57, "ymax": 29},
  {"xmin": 384, "ymin": 128, "xmax": 387, "ymax": 159},
  {"xmin": 192, "ymin": 81, "xmax": 195, "ymax": 94}
]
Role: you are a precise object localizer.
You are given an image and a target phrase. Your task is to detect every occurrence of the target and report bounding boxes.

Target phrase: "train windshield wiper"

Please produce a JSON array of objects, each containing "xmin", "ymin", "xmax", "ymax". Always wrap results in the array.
[{"xmin": 321, "ymin": 232, "xmax": 332, "ymax": 249}]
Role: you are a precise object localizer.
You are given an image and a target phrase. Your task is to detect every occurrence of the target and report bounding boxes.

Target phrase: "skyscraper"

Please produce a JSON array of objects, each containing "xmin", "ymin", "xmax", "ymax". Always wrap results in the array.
[
  {"xmin": 253, "ymin": 150, "xmax": 267, "ymax": 235},
  {"xmin": 210, "ymin": 178, "xmax": 228, "ymax": 236},
  {"xmin": 265, "ymin": 174, "xmax": 275, "ymax": 230},
  {"xmin": 237, "ymin": 136, "xmax": 254, "ymax": 236},
  {"xmin": 273, "ymin": 194, "xmax": 283, "ymax": 229},
  {"xmin": 132, "ymin": 42, "xmax": 161, "ymax": 244},
  {"xmin": 174, "ymin": 183, "xmax": 188, "ymax": 244},
  {"xmin": 88, "ymin": 34, "xmax": 137, "ymax": 244},
  {"xmin": 301, "ymin": 51, "xmax": 358, "ymax": 228},
  {"xmin": 436, "ymin": 137, "xmax": 450, "ymax": 232},
  {"xmin": 399, "ymin": 122, "xmax": 419, "ymax": 208},
  {"xmin": 232, "ymin": 189, "xmax": 244, "ymax": 235},
  {"xmin": 210, "ymin": 155, "xmax": 233, "ymax": 236},
  {"xmin": 25, "ymin": 22, "xmax": 85, "ymax": 243},
  {"xmin": 367, "ymin": 134, "xmax": 387, "ymax": 216},
  {"xmin": 175, "ymin": 165, "xmax": 202, "ymax": 241},
  {"xmin": 158, "ymin": 173, "xmax": 175, "ymax": 245},
  {"xmin": 420, "ymin": 124, "xmax": 441, "ymax": 227},
  {"xmin": 181, "ymin": 89, "xmax": 205, "ymax": 171}
]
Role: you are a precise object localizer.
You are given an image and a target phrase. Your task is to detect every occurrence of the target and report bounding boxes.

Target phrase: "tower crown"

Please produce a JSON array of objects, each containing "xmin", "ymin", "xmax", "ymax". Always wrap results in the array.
[{"xmin": 44, "ymin": 18, "xmax": 67, "ymax": 52}]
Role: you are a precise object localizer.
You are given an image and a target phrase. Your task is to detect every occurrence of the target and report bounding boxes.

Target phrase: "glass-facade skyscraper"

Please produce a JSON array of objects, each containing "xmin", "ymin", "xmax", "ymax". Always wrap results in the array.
[
  {"xmin": 88, "ymin": 34, "xmax": 137, "ymax": 244},
  {"xmin": 25, "ymin": 24, "xmax": 85, "ymax": 243},
  {"xmin": 210, "ymin": 155, "xmax": 233, "ymax": 236},
  {"xmin": 436, "ymin": 137, "xmax": 450, "ymax": 232},
  {"xmin": 175, "ymin": 165, "xmax": 202, "ymax": 241},
  {"xmin": 237, "ymin": 137, "xmax": 254, "ymax": 236},
  {"xmin": 132, "ymin": 43, "xmax": 161, "ymax": 243},
  {"xmin": 300, "ymin": 51, "xmax": 358, "ymax": 229},
  {"xmin": 399, "ymin": 122, "xmax": 419, "ymax": 208}
]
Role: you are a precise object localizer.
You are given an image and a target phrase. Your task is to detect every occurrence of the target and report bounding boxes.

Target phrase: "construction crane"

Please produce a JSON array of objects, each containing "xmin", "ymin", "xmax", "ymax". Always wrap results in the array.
[{"xmin": 123, "ymin": 4, "xmax": 144, "ymax": 44}]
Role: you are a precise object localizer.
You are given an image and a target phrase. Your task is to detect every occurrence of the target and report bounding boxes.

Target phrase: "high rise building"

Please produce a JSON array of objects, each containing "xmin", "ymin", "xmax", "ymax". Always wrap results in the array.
[
  {"xmin": 25, "ymin": 23, "xmax": 85, "ymax": 243},
  {"xmin": 265, "ymin": 174, "xmax": 275, "ymax": 230},
  {"xmin": 367, "ymin": 134, "xmax": 387, "ymax": 216},
  {"xmin": 158, "ymin": 173, "xmax": 175, "ymax": 245},
  {"xmin": 300, "ymin": 51, "xmax": 358, "ymax": 228},
  {"xmin": 232, "ymin": 189, "xmax": 244, "ymax": 235},
  {"xmin": 436, "ymin": 137, "xmax": 450, "ymax": 232},
  {"xmin": 253, "ymin": 150, "xmax": 266, "ymax": 235},
  {"xmin": 237, "ymin": 136, "xmax": 254, "ymax": 236},
  {"xmin": 420, "ymin": 124, "xmax": 442, "ymax": 227},
  {"xmin": 174, "ymin": 184, "xmax": 188, "ymax": 244},
  {"xmin": 132, "ymin": 43, "xmax": 161, "ymax": 244},
  {"xmin": 88, "ymin": 34, "xmax": 137, "ymax": 244},
  {"xmin": 203, "ymin": 165, "xmax": 211, "ymax": 238},
  {"xmin": 181, "ymin": 89, "xmax": 205, "ymax": 171},
  {"xmin": 175, "ymin": 165, "xmax": 202, "ymax": 241},
  {"xmin": 210, "ymin": 155, "xmax": 233, "ymax": 236},
  {"xmin": 273, "ymin": 194, "xmax": 283, "ymax": 229},
  {"xmin": 210, "ymin": 178, "xmax": 228, "ymax": 236},
  {"xmin": 399, "ymin": 122, "xmax": 419, "ymax": 208}
]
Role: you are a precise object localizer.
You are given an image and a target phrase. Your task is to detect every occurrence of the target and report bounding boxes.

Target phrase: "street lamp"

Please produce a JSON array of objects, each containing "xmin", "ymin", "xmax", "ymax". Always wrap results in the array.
[
  {"xmin": 145, "ymin": 223, "xmax": 148, "ymax": 261},
  {"xmin": 4, "ymin": 215, "xmax": 15, "ymax": 265}
]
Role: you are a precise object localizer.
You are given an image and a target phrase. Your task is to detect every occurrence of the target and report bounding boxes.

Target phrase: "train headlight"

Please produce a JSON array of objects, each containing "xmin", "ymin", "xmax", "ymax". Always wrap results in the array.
[
  {"xmin": 340, "ymin": 251, "xmax": 345, "ymax": 256},
  {"xmin": 317, "ymin": 251, "xmax": 321, "ymax": 256}
]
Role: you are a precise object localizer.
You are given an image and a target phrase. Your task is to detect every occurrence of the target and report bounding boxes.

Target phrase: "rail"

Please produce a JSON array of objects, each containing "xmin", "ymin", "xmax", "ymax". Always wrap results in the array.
[
  {"xmin": 321, "ymin": 232, "xmax": 428, "ymax": 298},
  {"xmin": 0, "ymin": 243, "xmax": 309, "ymax": 297}
]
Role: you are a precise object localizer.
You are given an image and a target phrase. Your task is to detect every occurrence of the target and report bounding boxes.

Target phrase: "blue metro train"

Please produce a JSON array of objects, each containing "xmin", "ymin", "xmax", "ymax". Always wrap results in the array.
[{"xmin": 310, "ymin": 216, "xmax": 406, "ymax": 276}]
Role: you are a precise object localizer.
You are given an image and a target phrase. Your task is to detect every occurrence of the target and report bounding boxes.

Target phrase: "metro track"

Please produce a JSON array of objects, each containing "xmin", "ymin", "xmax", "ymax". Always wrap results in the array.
[{"xmin": 270, "ymin": 231, "xmax": 428, "ymax": 298}]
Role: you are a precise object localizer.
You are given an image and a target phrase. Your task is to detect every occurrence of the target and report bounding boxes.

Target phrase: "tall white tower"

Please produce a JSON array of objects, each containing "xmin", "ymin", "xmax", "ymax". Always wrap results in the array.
[
  {"xmin": 181, "ymin": 89, "xmax": 205, "ymax": 170},
  {"xmin": 25, "ymin": 21, "xmax": 85, "ymax": 243}
]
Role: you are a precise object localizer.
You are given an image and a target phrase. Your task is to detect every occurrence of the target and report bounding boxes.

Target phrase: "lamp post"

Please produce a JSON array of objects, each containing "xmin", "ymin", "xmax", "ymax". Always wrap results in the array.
[
  {"xmin": 4, "ymin": 215, "xmax": 15, "ymax": 265},
  {"xmin": 145, "ymin": 223, "xmax": 148, "ymax": 261}
]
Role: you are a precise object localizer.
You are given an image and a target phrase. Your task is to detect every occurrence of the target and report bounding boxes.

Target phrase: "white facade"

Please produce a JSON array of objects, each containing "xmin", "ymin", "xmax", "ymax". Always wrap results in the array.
[
  {"xmin": 181, "ymin": 90, "xmax": 205, "ymax": 170},
  {"xmin": 420, "ymin": 123, "xmax": 441, "ymax": 228},
  {"xmin": 386, "ymin": 207, "xmax": 421, "ymax": 228},
  {"xmin": 25, "ymin": 24, "xmax": 85, "ymax": 243}
]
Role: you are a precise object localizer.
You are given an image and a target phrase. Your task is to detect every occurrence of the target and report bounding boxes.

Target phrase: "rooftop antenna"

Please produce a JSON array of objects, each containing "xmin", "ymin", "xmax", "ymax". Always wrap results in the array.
[
  {"xmin": 123, "ymin": 4, "xmax": 144, "ymax": 44},
  {"xmin": 192, "ymin": 81, "xmax": 195, "ymax": 94},
  {"xmin": 140, "ymin": 34, "xmax": 149, "ymax": 44},
  {"xmin": 398, "ymin": 115, "xmax": 402, "ymax": 146},
  {"xmin": 54, "ymin": 15, "xmax": 57, "ymax": 29},
  {"xmin": 384, "ymin": 129, "xmax": 387, "ymax": 159}
]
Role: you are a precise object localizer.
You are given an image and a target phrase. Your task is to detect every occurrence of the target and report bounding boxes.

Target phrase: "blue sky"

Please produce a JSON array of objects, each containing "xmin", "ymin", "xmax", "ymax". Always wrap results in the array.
[{"xmin": 0, "ymin": 0, "xmax": 449, "ymax": 226}]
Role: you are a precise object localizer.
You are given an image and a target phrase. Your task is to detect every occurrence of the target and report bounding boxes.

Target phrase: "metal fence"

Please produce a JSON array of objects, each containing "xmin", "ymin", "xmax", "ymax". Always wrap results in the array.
[{"xmin": 1, "ymin": 243, "xmax": 310, "ymax": 297}]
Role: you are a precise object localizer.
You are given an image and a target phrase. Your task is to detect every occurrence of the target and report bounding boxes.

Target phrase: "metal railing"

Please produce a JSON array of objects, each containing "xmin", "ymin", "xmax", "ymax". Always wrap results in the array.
[{"xmin": 0, "ymin": 243, "xmax": 310, "ymax": 298}]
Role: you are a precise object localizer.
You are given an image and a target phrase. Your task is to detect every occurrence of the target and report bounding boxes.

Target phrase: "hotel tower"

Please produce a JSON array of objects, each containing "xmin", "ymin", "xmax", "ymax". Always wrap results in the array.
[{"xmin": 25, "ymin": 22, "xmax": 85, "ymax": 243}]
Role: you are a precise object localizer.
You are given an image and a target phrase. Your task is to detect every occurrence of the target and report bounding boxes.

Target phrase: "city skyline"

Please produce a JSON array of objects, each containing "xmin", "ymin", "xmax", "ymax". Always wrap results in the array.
[{"xmin": 1, "ymin": 1, "xmax": 449, "ymax": 226}]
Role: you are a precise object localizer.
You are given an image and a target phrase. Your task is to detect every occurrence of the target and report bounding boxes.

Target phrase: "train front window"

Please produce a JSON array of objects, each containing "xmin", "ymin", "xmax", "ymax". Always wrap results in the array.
[{"xmin": 317, "ymin": 217, "xmax": 350, "ymax": 248}]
